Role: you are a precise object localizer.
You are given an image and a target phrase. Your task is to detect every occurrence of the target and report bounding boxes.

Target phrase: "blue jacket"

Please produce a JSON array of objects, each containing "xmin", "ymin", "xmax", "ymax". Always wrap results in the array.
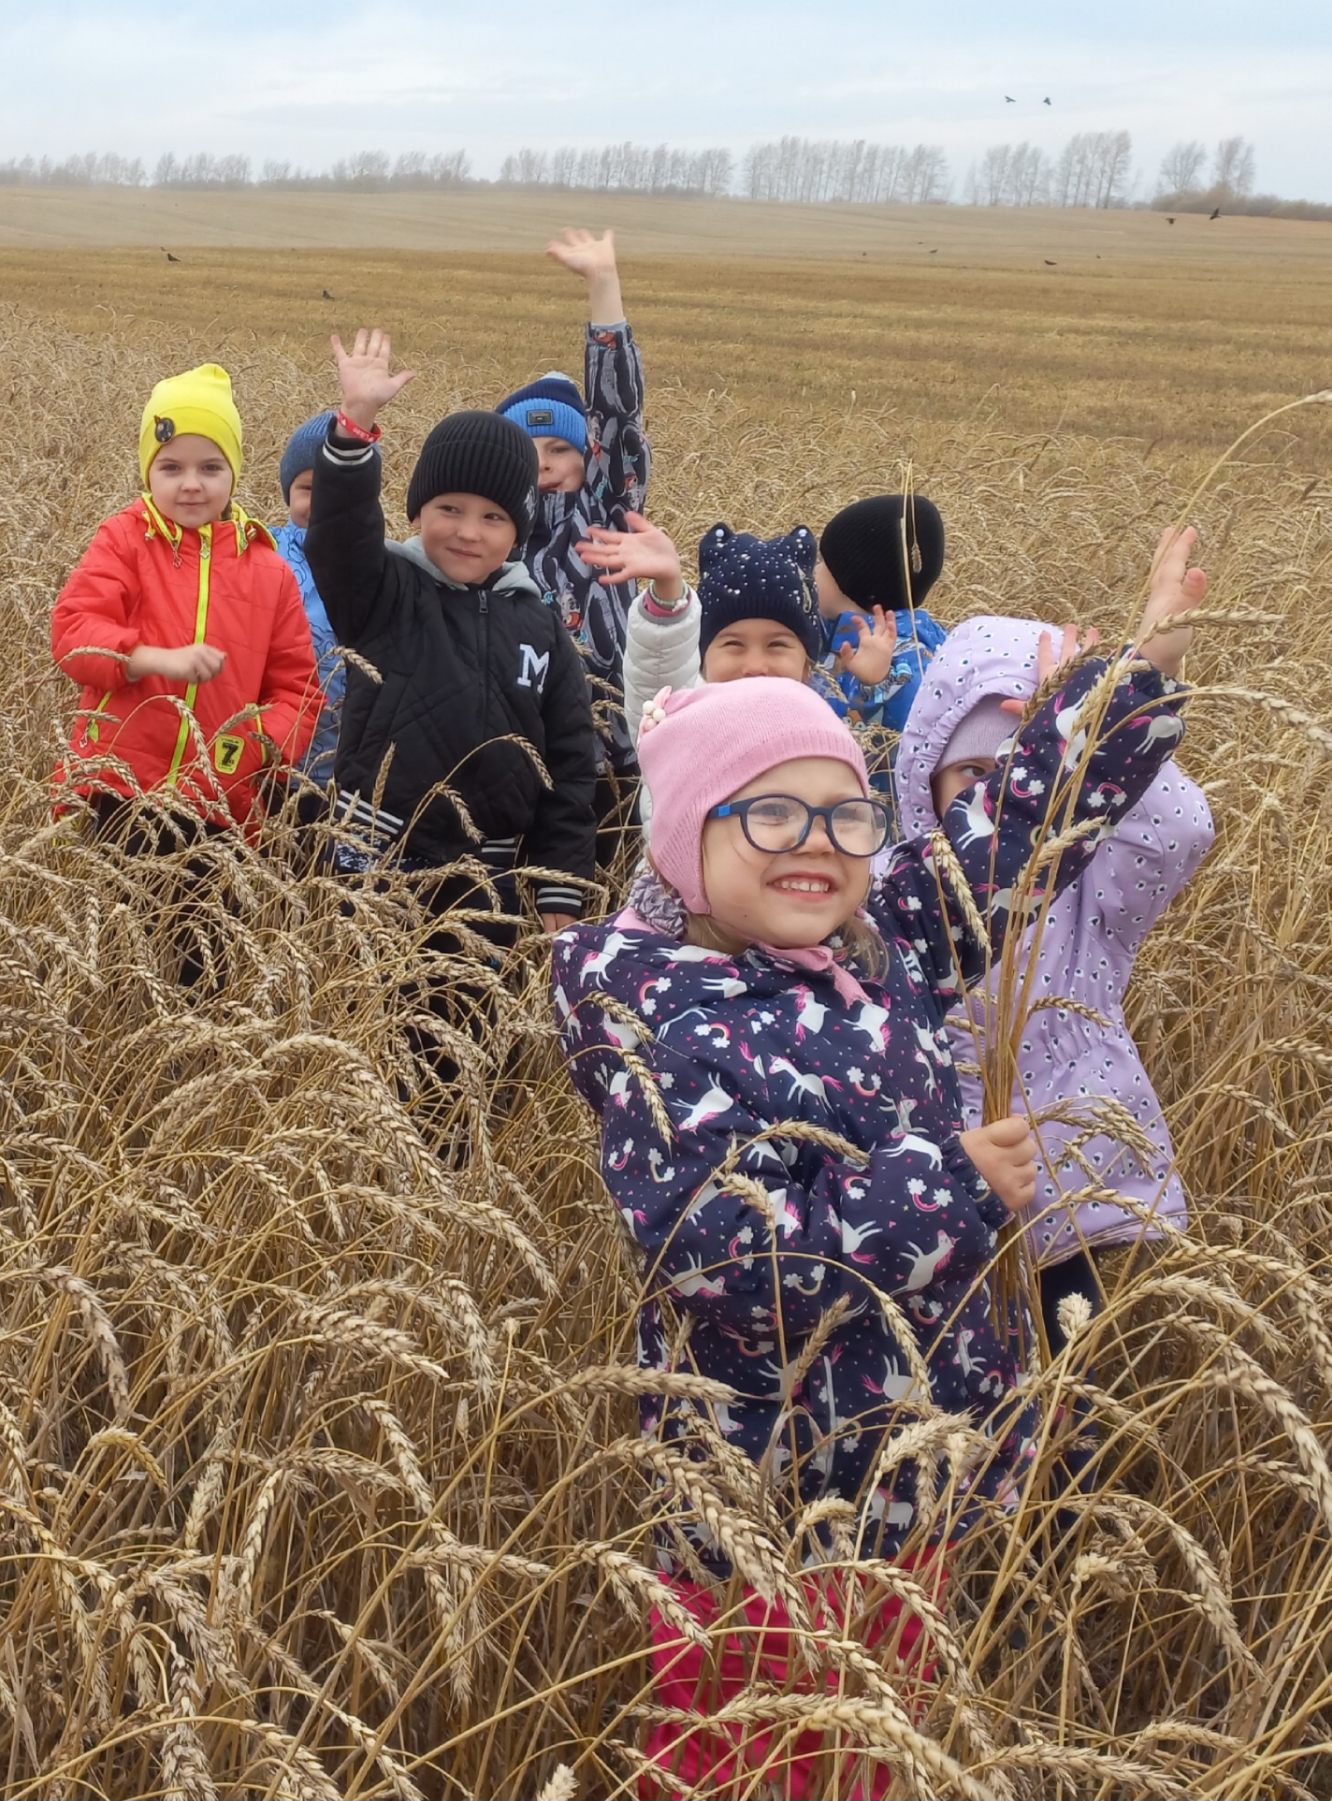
[
  {"xmin": 553, "ymin": 653, "xmax": 1186, "ymax": 1575},
  {"xmin": 271, "ymin": 519, "xmax": 343, "ymax": 782},
  {"xmin": 818, "ymin": 606, "xmax": 949, "ymax": 737}
]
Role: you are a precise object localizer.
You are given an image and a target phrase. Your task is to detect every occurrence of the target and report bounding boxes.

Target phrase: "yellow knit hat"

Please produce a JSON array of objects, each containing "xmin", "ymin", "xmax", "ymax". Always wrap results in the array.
[{"xmin": 139, "ymin": 363, "xmax": 243, "ymax": 486}]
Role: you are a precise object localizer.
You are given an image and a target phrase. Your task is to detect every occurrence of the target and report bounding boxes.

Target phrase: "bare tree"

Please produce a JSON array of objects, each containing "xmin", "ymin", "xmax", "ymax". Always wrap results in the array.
[
  {"xmin": 1158, "ymin": 139, "xmax": 1206, "ymax": 193},
  {"xmin": 1212, "ymin": 135, "xmax": 1257, "ymax": 197}
]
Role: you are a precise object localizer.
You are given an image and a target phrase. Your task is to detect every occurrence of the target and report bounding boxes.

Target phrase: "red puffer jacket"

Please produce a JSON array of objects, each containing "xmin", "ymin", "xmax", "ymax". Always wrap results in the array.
[{"xmin": 52, "ymin": 496, "xmax": 319, "ymax": 828}]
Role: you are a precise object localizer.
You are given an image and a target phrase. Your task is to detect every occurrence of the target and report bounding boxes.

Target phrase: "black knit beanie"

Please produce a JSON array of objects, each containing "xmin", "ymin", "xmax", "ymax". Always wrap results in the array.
[
  {"xmin": 406, "ymin": 410, "xmax": 539, "ymax": 545},
  {"xmin": 697, "ymin": 523, "xmax": 823, "ymax": 660},
  {"xmin": 819, "ymin": 495, "xmax": 945, "ymax": 612}
]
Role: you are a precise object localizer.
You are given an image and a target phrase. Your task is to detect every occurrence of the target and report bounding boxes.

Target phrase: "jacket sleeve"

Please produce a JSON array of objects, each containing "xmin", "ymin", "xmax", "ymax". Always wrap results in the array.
[
  {"xmin": 1093, "ymin": 764, "xmax": 1214, "ymax": 955},
  {"xmin": 51, "ymin": 519, "xmax": 142, "ymax": 693},
  {"xmin": 553, "ymin": 949, "xmax": 999, "ymax": 1337},
  {"xmin": 303, "ymin": 433, "xmax": 397, "ymax": 648},
  {"xmin": 871, "ymin": 656, "xmax": 1189, "ymax": 1004},
  {"xmin": 256, "ymin": 563, "xmax": 320, "ymax": 765},
  {"xmin": 584, "ymin": 322, "xmax": 650, "ymax": 520},
  {"xmin": 528, "ymin": 620, "xmax": 598, "ymax": 914},
  {"xmin": 621, "ymin": 588, "xmax": 702, "ymax": 746}
]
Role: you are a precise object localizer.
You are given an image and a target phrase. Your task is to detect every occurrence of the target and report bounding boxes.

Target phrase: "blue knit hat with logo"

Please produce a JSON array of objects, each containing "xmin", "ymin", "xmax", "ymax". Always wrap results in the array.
[
  {"xmin": 496, "ymin": 371, "xmax": 588, "ymax": 453},
  {"xmin": 697, "ymin": 524, "xmax": 823, "ymax": 661}
]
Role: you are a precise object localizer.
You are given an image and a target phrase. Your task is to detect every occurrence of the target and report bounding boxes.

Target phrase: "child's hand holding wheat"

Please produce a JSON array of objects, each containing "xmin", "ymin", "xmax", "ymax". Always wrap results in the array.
[{"xmin": 1138, "ymin": 524, "xmax": 1207, "ymax": 677}]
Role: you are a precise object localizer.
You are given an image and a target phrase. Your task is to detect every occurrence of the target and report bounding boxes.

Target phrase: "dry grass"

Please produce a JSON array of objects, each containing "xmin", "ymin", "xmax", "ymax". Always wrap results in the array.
[{"xmin": 1, "ymin": 230, "xmax": 1331, "ymax": 1797}]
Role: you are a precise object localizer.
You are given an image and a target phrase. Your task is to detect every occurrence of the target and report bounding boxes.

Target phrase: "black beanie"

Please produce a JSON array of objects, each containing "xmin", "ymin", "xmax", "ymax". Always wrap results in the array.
[
  {"xmin": 406, "ymin": 410, "xmax": 539, "ymax": 545},
  {"xmin": 697, "ymin": 523, "xmax": 823, "ymax": 660},
  {"xmin": 819, "ymin": 495, "xmax": 945, "ymax": 613}
]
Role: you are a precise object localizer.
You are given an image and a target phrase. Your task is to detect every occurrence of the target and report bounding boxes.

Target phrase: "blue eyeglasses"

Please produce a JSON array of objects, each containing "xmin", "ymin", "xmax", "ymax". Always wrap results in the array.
[{"xmin": 708, "ymin": 793, "xmax": 892, "ymax": 857}]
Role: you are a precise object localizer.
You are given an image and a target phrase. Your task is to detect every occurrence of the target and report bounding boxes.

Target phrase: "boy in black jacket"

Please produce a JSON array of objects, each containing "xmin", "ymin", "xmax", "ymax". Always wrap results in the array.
[{"xmin": 305, "ymin": 327, "xmax": 597, "ymax": 933}]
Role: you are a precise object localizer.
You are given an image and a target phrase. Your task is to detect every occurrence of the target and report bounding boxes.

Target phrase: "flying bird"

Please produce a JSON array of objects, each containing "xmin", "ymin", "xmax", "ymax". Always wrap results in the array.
[
  {"xmin": 1043, "ymin": 95, "xmax": 1052, "ymax": 105},
  {"xmin": 929, "ymin": 247, "xmax": 938, "ymax": 254},
  {"xmin": 1005, "ymin": 94, "xmax": 1016, "ymax": 103},
  {"xmin": 1209, "ymin": 206, "xmax": 1221, "ymax": 220},
  {"xmin": 1044, "ymin": 258, "xmax": 1057, "ymax": 266},
  {"xmin": 322, "ymin": 288, "xmax": 335, "ymax": 300},
  {"xmin": 161, "ymin": 247, "xmax": 181, "ymax": 262}
]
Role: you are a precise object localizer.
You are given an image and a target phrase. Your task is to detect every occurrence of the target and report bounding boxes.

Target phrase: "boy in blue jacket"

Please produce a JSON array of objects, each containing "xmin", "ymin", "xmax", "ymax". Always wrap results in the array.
[
  {"xmin": 271, "ymin": 410, "xmax": 374, "ymax": 788},
  {"xmin": 815, "ymin": 492, "xmax": 949, "ymax": 737}
]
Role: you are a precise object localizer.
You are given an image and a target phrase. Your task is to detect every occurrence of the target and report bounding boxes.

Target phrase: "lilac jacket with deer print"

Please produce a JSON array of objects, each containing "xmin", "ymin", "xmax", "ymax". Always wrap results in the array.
[
  {"xmin": 895, "ymin": 617, "xmax": 1214, "ymax": 1265},
  {"xmin": 553, "ymin": 655, "xmax": 1186, "ymax": 1574}
]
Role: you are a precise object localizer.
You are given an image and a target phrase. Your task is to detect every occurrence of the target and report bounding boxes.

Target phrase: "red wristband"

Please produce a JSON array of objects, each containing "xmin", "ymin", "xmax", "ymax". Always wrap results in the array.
[{"xmin": 334, "ymin": 410, "xmax": 382, "ymax": 445}]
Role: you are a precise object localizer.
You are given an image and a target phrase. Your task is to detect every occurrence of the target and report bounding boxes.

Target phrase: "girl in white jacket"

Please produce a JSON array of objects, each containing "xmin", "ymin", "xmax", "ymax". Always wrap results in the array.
[{"xmin": 579, "ymin": 514, "xmax": 900, "ymax": 781}]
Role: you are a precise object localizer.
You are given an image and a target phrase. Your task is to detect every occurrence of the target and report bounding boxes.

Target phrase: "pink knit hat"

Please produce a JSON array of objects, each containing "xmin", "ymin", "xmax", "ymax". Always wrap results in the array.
[
  {"xmin": 937, "ymin": 694, "xmax": 1016, "ymax": 771},
  {"xmin": 638, "ymin": 679, "xmax": 869, "ymax": 915}
]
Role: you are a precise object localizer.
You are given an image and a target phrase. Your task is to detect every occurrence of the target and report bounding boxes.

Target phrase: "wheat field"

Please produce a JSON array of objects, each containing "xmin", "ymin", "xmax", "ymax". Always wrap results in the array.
[{"xmin": 1, "ymin": 198, "xmax": 1331, "ymax": 1798}]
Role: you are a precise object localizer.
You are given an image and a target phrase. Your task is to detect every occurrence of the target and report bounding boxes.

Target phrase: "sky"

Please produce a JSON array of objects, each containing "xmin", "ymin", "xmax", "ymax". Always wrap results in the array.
[{"xmin": 2, "ymin": 0, "xmax": 1329, "ymax": 198}]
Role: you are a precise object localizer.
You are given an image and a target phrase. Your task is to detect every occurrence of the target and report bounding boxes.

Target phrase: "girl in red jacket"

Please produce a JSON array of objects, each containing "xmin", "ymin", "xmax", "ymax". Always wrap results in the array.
[{"xmin": 52, "ymin": 362, "xmax": 318, "ymax": 839}]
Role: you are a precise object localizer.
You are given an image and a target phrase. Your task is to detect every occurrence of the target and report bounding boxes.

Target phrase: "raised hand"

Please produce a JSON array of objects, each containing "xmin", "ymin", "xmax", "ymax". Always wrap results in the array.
[
  {"xmin": 1138, "ymin": 524, "xmax": 1206, "ymax": 677},
  {"xmin": 547, "ymin": 228, "xmax": 625, "ymax": 323},
  {"xmin": 330, "ymin": 329, "xmax": 415, "ymax": 431},
  {"xmin": 577, "ymin": 512, "xmax": 684, "ymax": 601},
  {"xmin": 547, "ymin": 227, "xmax": 618, "ymax": 281},
  {"xmin": 1000, "ymin": 622, "xmax": 1101, "ymax": 715},
  {"xmin": 960, "ymin": 1115, "xmax": 1039, "ymax": 1216},
  {"xmin": 836, "ymin": 607, "xmax": 897, "ymax": 687}
]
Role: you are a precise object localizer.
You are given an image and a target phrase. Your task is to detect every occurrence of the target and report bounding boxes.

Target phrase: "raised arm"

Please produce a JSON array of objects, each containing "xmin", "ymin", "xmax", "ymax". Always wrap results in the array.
[
  {"xmin": 548, "ymin": 228, "xmax": 650, "ymax": 515},
  {"xmin": 576, "ymin": 514, "xmax": 699, "ymax": 741},
  {"xmin": 872, "ymin": 525, "xmax": 1205, "ymax": 999},
  {"xmin": 304, "ymin": 329, "xmax": 415, "ymax": 645},
  {"xmin": 548, "ymin": 226, "xmax": 624, "ymax": 327}
]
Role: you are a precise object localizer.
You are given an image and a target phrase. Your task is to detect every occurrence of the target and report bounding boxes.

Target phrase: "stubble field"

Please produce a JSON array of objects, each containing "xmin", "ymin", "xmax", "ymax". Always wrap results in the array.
[{"xmin": 0, "ymin": 190, "xmax": 1331, "ymax": 1798}]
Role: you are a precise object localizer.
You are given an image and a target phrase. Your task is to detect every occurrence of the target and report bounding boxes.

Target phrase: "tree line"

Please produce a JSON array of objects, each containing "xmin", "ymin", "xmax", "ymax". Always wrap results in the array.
[
  {"xmin": 1, "ymin": 135, "xmax": 1328, "ymax": 217},
  {"xmin": 0, "ymin": 150, "xmax": 472, "ymax": 191},
  {"xmin": 498, "ymin": 144, "xmax": 733, "ymax": 197}
]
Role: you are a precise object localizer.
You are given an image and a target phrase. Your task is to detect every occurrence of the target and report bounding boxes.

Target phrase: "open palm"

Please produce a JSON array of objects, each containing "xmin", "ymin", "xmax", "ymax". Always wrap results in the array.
[
  {"xmin": 577, "ymin": 513, "xmax": 681, "ymax": 588},
  {"xmin": 331, "ymin": 328, "xmax": 415, "ymax": 427},
  {"xmin": 546, "ymin": 227, "xmax": 617, "ymax": 282}
]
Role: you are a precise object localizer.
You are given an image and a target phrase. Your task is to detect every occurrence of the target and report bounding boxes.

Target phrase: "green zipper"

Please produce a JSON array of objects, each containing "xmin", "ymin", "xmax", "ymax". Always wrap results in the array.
[
  {"xmin": 85, "ymin": 688, "xmax": 113, "ymax": 745},
  {"xmin": 164, "ymin": 524, "xmax": 212, "ymax": 788}
]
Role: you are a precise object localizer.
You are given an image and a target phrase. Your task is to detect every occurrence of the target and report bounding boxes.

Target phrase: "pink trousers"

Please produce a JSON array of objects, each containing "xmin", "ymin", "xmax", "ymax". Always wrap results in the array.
[{"xmin": 640, "ymin": 1558, "xmax": 945, "ymax": 1800}]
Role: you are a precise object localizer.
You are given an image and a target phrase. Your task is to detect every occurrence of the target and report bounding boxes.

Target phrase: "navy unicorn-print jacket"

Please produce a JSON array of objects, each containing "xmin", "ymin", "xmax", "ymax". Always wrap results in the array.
[{"xmin": 553, "ymin": 655, "xmax": 1186, "ymax": 1577}]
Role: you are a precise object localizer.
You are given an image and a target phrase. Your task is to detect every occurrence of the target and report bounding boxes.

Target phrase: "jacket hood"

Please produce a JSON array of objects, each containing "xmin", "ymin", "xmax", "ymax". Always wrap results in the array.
[
  {"xmin": 387, "ymin": 534, "xmax": 542, "ymax": 599},
  {"xmin": 896, "ymin": 614, "xmax": 1056, "ymax": 840}
]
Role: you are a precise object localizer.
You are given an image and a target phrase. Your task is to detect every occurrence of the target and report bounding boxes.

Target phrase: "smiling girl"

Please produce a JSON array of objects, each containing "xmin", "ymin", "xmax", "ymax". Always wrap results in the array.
[{"xmin": 551, "ymin": 526, "xmax": 1204, "ymax": 1797}]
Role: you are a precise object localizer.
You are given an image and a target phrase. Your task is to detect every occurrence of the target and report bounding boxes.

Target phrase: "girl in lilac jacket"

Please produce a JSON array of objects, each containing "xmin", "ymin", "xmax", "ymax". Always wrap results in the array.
[
  {"xmin": 552, "ymin": 531, "xmax": 1206, "ymax": 1792},
  {"xmin": 895, "ymin": 615, "xmax": 1214, "ymax": 1346}
]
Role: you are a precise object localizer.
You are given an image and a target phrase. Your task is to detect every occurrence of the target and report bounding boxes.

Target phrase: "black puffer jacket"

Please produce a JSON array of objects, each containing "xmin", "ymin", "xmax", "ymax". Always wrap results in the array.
[{"xmin": 305, "ymin": 434, "xmax": 597, "ymax": 916}]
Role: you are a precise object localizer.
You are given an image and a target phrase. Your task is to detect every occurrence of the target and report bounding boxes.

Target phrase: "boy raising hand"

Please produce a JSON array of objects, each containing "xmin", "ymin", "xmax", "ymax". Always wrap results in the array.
[
  {"xmin": 305, "ymin": 328, "xmax": 597, "ymax": 937},
  {"xmin": 496, "ymin": 228, "xmax": 650, "ymax": 818}
]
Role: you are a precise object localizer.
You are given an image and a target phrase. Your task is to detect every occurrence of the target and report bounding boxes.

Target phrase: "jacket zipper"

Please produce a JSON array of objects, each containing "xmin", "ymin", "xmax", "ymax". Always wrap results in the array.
[
  {"xmin": 164, "ymin": 525, "xmax": 213, "ymax": 788},
  {"xmin": 478, "ymin": 589, "xmax": 491, "ymax": 730}
]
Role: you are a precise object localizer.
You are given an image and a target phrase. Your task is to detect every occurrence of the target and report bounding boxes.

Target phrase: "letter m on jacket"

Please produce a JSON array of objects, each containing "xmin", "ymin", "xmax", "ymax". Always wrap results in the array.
[{"xmin": 517, "ymin": 642, "xmax": 551, "ymax": 692}]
